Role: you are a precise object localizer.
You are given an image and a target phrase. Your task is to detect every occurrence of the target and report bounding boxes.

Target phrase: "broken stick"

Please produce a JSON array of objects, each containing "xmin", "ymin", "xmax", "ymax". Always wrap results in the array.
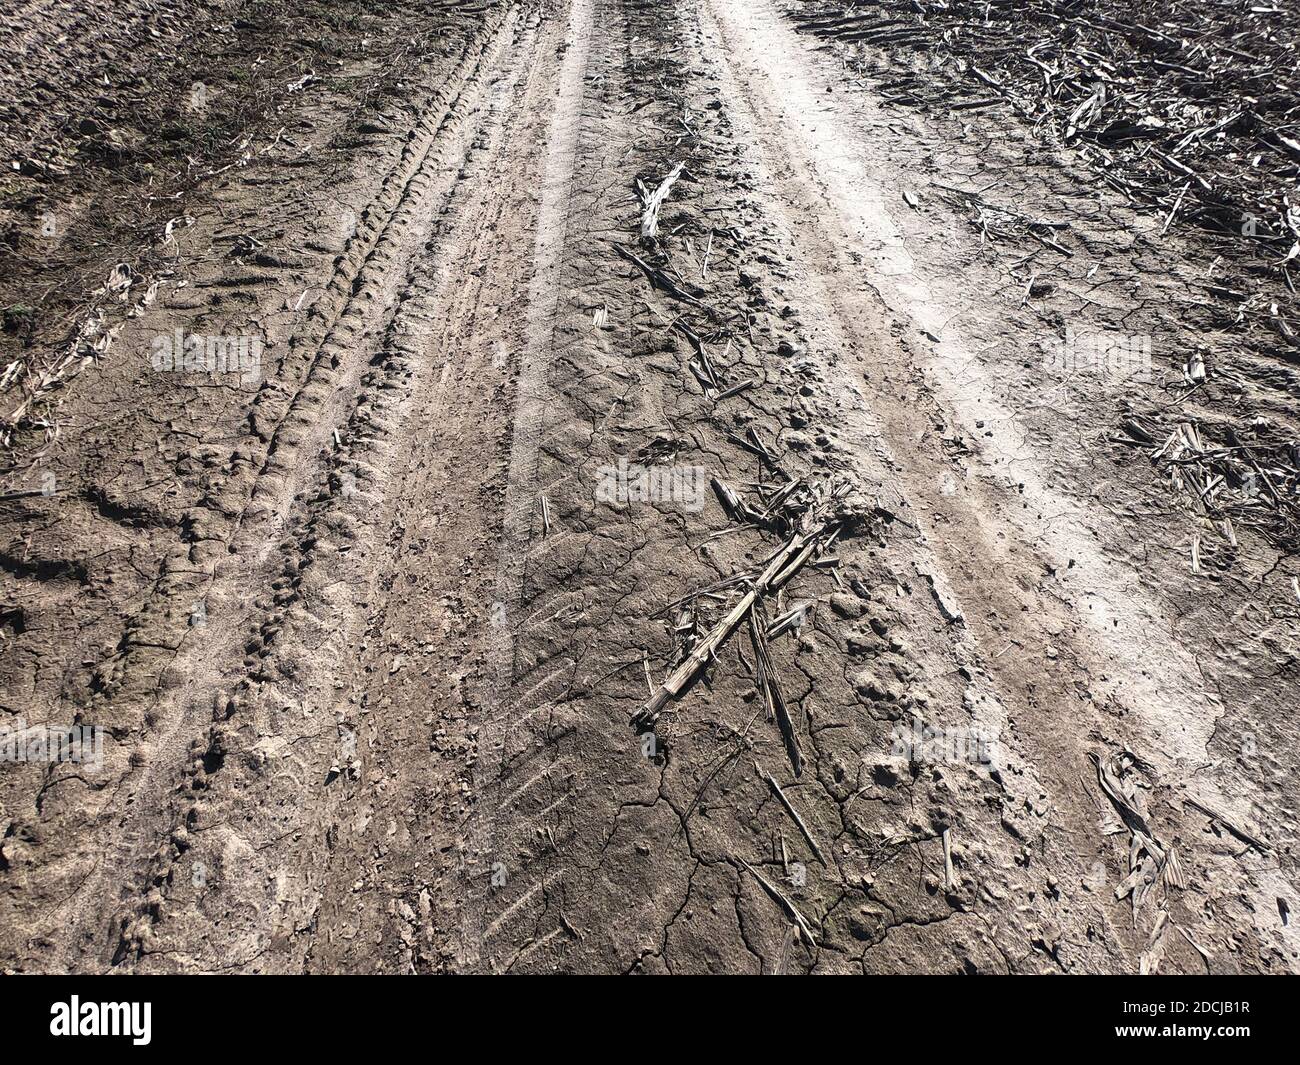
[
  {"xmin": 639, "ymin": 161, "xmax": 685, "ymax": 242},
  {"xmin": 742, "ymin": 860, "xmax": 818, "ymax": 947},
  {"xmin": 638, "ymin": 522, "xmax": 824, "ymax": 722},
  {"xmin": 756, "ymin": 760, "xmax": 824, "ymax": 863}
]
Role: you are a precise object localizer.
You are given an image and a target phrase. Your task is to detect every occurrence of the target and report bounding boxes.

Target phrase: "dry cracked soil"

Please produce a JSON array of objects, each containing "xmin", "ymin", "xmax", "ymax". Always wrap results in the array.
[{"xmin": 1, "ymin": 0, "xmax": 1299, "ymax": 975}]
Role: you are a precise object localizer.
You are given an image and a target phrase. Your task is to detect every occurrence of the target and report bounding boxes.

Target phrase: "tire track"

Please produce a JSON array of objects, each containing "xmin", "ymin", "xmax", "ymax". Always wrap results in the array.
[
  {"xmin": 465, "ymin": 0, "xmax": 598, "ymax": 974},
  {"xmin": 114, "ymin": 6, "xmax": 539, "ymax": 973},
  {"xmin": 697, "ymin": 0, "xmax": 1292, "ymax": 972},
  {"xmin": 1, "ymin": 3, "xmax": 530, "ymax": 973}
]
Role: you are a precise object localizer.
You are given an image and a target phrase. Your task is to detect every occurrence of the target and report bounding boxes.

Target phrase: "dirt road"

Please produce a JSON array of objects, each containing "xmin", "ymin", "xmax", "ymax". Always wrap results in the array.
[{"xmin": 2, "ymin": 0, "xmax": 1297, "ymax": 974}]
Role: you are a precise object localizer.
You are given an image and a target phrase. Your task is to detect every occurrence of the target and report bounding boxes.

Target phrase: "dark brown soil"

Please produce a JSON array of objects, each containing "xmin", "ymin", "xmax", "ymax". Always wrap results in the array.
[{"xmin": 1, "ymin": 0, "xmax": 1296, "ymax": 974}]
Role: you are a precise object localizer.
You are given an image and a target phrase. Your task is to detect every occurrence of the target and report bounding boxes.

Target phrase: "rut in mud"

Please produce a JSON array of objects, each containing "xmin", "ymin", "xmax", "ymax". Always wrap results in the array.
[{"xmin": 1, "ymin": 0, "xmax": 1297, "ymax": 975}]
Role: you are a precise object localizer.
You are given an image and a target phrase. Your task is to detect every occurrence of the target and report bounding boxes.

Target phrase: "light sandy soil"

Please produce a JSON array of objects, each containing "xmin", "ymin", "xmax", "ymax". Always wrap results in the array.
[{"xmin": 1, "ymin": 0, "xmax": 1297, "ymax": 974}]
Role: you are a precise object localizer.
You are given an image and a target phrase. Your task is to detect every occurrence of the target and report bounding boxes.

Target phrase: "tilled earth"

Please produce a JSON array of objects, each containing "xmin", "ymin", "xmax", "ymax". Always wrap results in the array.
[{"xmin": 1, "ymin": 0, "xmax": 1298, "ymax": 974}]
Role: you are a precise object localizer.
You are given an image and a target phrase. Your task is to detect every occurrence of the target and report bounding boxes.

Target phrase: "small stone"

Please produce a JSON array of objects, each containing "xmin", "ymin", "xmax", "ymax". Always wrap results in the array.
[
  {"xmin": 848, "ymin": 907, "xmax": 880, "ymax": 941},
  {"xmin": 845, "ymin": 630, "xmax": 878, "ymax": 655},
  {"xmin": 853, "ymin": 670, "xmax": 895, "ymax": 701},
  {"xmin": 829, "ymin": 593, "xmax": 865, "ymax": 619}
]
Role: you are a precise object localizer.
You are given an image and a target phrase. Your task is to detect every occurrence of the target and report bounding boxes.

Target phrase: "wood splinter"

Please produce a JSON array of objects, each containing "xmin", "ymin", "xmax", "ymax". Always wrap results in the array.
[
  {"xmin": 638, "ymin": 161, "xmax": 685, "ymax": 242},
  {"xmin": 756, "ymin": 760, "xmax": 824, "ymax": 863}
]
